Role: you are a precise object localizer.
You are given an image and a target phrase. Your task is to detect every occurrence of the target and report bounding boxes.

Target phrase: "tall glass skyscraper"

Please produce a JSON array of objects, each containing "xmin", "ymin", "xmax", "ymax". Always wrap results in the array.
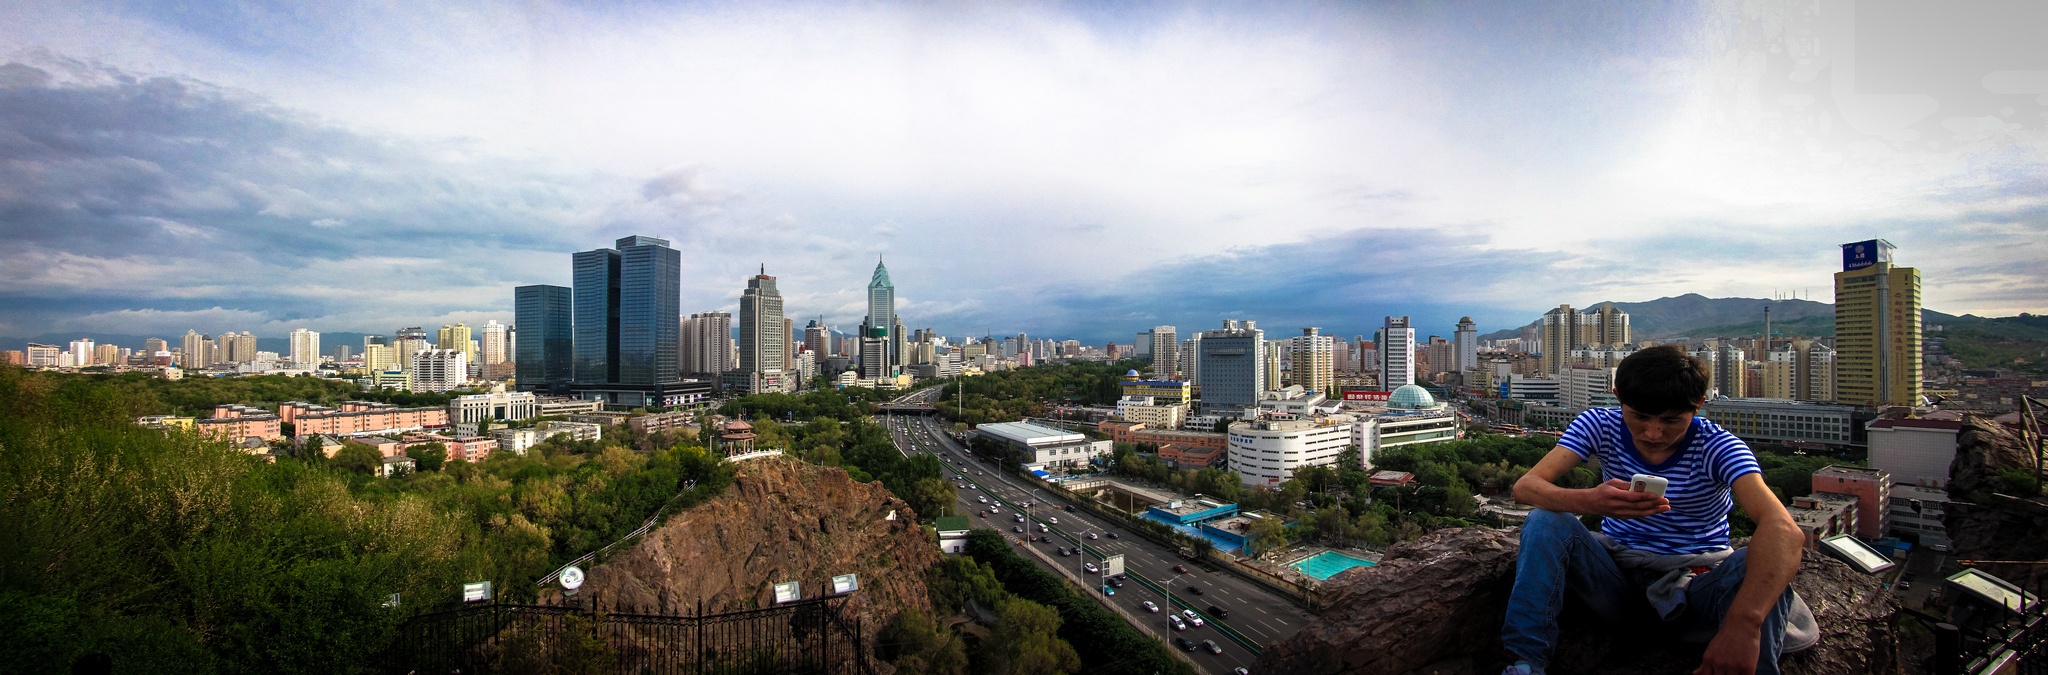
[
  {"xmin": 574, "ymin": 235, "xmax": 682, "ymax": 386},
  {"xmin": 515, "ymin": 284, "xmax": 573, "ymax": 392},
  {"xmin": 1197, "ymin": 320, "xmax": 1265, "ymax": 416},
  {"xmin": 859, "ymin": 257, "xmax": 895, "ymax": 378},
  {"xmin": 572, "ymin": 247, "xmax": 620, "ymax": 384},
  {"xmin": 615, "ymin": 235, "xmax": 682, "ymax": 385}
]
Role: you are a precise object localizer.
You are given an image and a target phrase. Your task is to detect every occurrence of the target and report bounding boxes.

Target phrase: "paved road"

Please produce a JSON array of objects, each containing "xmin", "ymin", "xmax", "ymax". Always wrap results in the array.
[{"xmin": 880, "ymin": 397, "xmax": 1308, "ymax": 675}]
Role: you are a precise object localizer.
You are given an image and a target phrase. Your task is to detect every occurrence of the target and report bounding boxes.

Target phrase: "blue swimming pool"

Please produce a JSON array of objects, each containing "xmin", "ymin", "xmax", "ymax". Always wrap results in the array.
[{"xmin": 1290, "ymin": 551, "xmax": 1376, "ymax": 580}]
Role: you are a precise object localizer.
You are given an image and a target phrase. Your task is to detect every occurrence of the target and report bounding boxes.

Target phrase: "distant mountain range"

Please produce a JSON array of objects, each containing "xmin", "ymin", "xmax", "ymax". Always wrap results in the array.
[
  {"xmin": 1477, "ymin": 293, "xmax": 1971, "ymax": 341},
  {"xmin": 0, "ymin": 332, "xmax": 380, "ymax": 355}
]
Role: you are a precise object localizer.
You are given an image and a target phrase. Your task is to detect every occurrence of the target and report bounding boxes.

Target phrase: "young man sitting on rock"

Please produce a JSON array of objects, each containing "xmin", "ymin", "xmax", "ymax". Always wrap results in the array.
[{"xmin": 1501, "ymin": 345, "xmax": 1814, "ymax": 675}]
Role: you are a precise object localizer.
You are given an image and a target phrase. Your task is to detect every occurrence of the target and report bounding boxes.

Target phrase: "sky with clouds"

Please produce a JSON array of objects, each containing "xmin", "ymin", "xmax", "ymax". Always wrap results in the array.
[{"xmin": 2, "ymin": 0, "xmax": 2044, "ymax": 345}]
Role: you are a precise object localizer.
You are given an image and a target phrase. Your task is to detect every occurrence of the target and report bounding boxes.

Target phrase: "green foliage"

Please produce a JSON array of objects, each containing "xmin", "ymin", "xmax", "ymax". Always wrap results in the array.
[
  {"xmin": 53, "ymin": 371, "xmax": 472, "ymax": 417},
  {"xmin": 331, "ymin": 441, "xmax": 384, "ymax": 475},
  {"xmin": 987, "ymin": 598, "xmax": 1081, "ymax": 675},
  {"xmin": 0, "ymin": 367, "xmax": 733, "ymax": 672},
  {"xmin": 964, "ymin": 529, "xmax": 1194, "ymax": 675},
  {"xmin": 718, "ymin": 387, "xmax": 887, "ymax": 423},
  {"xmin": 936, "ymin": 362, "xmax": 1141, "ymax": 426},
  {"xmin": 1997, "ymin": 468, "xmax": 2043, "ymax": 497},
  {"xmin": 405, "ymin": 442, "xmax": 447, "ymax": 472},
  {"xmin": 1756, "ymin": 452, "xmax": 1852, "ymax": 504},
  {"xmin": 877, "ymin": 611, "xmax": 968, "ymax": 675}
]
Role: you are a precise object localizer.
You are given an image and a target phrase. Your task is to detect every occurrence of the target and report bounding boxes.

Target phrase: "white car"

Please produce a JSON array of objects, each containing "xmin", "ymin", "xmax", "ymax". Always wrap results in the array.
[
  {"xmin": 1015, "ymin": 515, "xmax": 1025, "ymax": 523},
  {"xmin": 1037, "ymin": 524, "xmax": 1048, "ymax": 532},
  {"xmin": 1086, "ymin": 532, "xmax": 1098, "ymax": 540},
  {"xmin": 977, "ymin": 496, "xmax": 988, "ymax": 504},
  {"xmin": 1142, "ymin": 601, "xmax": 1160, "ymax": 613},
  {"xmin": 1084, "ymin": 562, "xmax": 1099, "ymax": 574},
  {"xmin": 1048, "ymin": 517, "xmax": 1058, "ymax": 524},
  {"xmin": 1182, "ymin": 610, "xmax": 1204, "ymax": 627},
  {"xmin": 990, "ymin": 506, "xmax": 1000, "ymax": 514},
  {"xmin": 1168, "ymin": 615, "xmax": 1187, "ymax": 630}
]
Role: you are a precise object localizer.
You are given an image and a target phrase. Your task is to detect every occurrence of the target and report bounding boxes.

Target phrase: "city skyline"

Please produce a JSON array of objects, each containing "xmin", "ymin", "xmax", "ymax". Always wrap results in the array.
[{"xmin": 3, "ymin": 2, "xmax": 2046, "ymax": 344}]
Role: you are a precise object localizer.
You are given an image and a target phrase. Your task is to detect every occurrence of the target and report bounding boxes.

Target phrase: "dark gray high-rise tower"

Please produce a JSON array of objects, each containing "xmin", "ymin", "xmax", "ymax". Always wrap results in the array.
[
  {"xmin": 574, "ymin": 235, "xmax": 681, "ymax": 385},
  {"xmin": 573, "ymin": 247, "xmax": 620, "ymax": 384},
  {"xmin": 858, "ymin": 257, "xmax": 896, "ymax": 379},
  {"xmin": 515, "ymin": 284, "xmax": 573, "ymax": 392},
  {"xmin": 615, "ymin": 235, "xmax": 681, "ymax": 385}
]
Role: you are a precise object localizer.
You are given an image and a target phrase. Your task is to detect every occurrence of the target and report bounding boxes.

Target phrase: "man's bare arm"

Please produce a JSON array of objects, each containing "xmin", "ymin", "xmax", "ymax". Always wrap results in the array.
[
  {"xmin": 1695, "ymin": 472, "xmax": 1802, "ymax": 675},
  {"xmin": 1512, "ymin": 446, "xmax": 1669, "ymax": 518}
]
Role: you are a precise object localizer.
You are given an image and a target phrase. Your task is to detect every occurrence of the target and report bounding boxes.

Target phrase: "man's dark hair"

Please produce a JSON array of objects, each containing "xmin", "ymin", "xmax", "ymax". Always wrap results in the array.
[{"xmin": 1613, "ymin": 344, "xmax": 1710, "ymax": 415}]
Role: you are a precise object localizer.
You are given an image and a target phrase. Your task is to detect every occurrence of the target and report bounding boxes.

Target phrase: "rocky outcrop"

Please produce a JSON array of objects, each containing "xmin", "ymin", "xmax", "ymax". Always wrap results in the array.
[
  {"xmin": 1256, "ymin": 527, "xmax": 1902, "ymax": 675},
  {"xmin": 1944, "ymin": 417, "xmax": 2048, "ymax": 567},
  {"xmin": 570, "ymin": 456, "xmax": 941, "ymax": 639}
]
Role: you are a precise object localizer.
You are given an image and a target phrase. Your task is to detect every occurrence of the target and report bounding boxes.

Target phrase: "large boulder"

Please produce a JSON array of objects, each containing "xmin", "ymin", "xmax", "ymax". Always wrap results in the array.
[
  {"xmin": 1944, "ymin": 416, "xmax": 2048, "ymax": 567},
  {"xmin": 1255, "ymin": 527, "xmax": 1902, "ymax": 675}
]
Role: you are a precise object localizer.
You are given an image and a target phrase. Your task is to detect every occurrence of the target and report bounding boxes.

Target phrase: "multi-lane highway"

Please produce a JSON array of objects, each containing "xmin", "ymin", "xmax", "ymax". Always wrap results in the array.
[{"xmin": 879, "ymin": 389, "xmax": 1308, "ymax": 675}]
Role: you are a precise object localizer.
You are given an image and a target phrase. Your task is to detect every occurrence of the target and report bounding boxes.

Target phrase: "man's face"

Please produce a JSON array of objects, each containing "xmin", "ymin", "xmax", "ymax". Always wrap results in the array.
[{"xmin": 1620, "ymin": 403, "xmax": 1697, "ymax": 454}]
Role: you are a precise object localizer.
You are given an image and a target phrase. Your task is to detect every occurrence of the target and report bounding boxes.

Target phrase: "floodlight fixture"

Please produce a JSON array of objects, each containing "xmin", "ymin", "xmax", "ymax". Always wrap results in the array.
[
  {"xmin": 1818, "ymin": 535, "xmax": 1897, "ymax": 575},
  {"xmin": 832, "ymin": 574, "xmax": 860, "ymax": 595},
  {"xmin": 773, "ymin": 581, "xmax": 802, "ymax": 604},
  {"xmin": 1946, "ymin": 568, "xmax": 2037, "ymax": 614}
]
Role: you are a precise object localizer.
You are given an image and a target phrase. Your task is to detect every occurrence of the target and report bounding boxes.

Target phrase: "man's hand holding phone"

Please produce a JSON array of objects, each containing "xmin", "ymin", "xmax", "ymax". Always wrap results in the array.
[{"xmin": 1582, "ymin": 475, "xmax": 1671, "ymax": 519}]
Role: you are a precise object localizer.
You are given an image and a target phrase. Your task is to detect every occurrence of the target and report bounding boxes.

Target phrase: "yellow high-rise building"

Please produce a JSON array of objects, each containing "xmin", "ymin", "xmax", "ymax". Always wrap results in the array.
[
  {"xmin": 438, "ymin": 323, "xmax": 476, "ymax": 365},
  {"xmin": 1832, "ymin": 240, "xmax": 1920, "ymax": 408}
]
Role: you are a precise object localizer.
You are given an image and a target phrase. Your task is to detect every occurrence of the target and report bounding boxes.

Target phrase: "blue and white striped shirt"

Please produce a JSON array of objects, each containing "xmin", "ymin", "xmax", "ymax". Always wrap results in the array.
[{"xmin": 1556, "ymin": 407, "xmax": 1762, "ymax": 555}]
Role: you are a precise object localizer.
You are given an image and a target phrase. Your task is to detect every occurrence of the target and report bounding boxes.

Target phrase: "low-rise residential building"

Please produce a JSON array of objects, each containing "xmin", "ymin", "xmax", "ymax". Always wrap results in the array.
[
  {"xmin": 1131, "ymin": 427, "xmax": 1228, "ymax": 453},
  {"xmin": 536, "ymin": 397, "xmax": 606, "ymax": 416},
  {"xmin": 1121, "ymin": 378, "xmax": 1192, "ymax": 406},
  {"xmin": 1116, "ymin": 396, "xmax": 1187, "ymax": 431},
  {"xmin": 1787, "ymin": 493, "xmax": 1860, "ymax": 550},
  {"xmin": 282, "ymin": 401, "xmax": 450, "ymax": 436},
  {"xmin": 1698, "ymin": 398, "xmax": 1864, "ymax": 448},
  {"xmin": 936, "ymin": 515, "xmax": 972, "ymax": 554},
  {"xmin": 628, "ymin": 410, "xmax": 695, "ymax": 434},
  {"xmin": 568, "ymin": 412, "xmax": 633, "ymax": 427},
  {"xmin": 490, "ymin": 427, "xmax": 544, "ymax": 455},
  {"xmin": 1158, "ymin": 443, "xmax": 1225, "ymax": 469},
  {"xmin": 445, "ymin": 436, "xmax": 500, "ymax": 462},
  {"xmin": 1887, "ymin": 483, "xmax": 1952, "ymax": 549},
  {"xmin": 136, "ymin": 415, "xmax": 196, "ymax": 430},
  {"xmin": 1810, "ymin": 465, "xmax": 1889, "ymax": 539},
  {"xmin": 976, "ymin": 421, "xmax": 1113, "ymax": 470},
  {"xmin": 541, "ymin": 420, "xmax": 603, "ymax": 443},
  {"xmin": 196, "ymin": 404, "xmax": 284, "ymax": 442},
  {"xmin": 378, "ymin": 455, "xmax": 417, "ymax": 478}
]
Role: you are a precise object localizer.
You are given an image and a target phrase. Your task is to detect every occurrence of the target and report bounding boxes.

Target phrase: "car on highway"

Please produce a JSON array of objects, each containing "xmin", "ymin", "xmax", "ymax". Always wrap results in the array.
[
  {"xmin": 1207, "ymin": 605, "xmax": 1230, "ymax": 618},
  {"xmin": 1057, "ymin": 548, "xmax": 1070, "ymax": 557},
  {"xmin": 1142, "ymin": 601, "xmax": 1159, "ymax": 613},
  {"xmin": 1173, "ymin": 565, "xmax": 1190, "ymax": 574},
  {"xmin": 1084, "ymin": 562, "xmax": 1099, "ymax": 574},
  {"xmin": 1086, "ymin": 533, "xmax": 1098, "ymax": 540},
  {"xmin": 1013, "ymin": 526, "xmax": 1023, "ymax": 533},
  {"xmin": 1064, "ymin": 505, "xmax": 1075, "ymax": 512},
  {"xmin": 1234, "ymin": 668, "xmax": 1250, "ymax": 675},
  {"xmin": 1048, "ymin": 517, "xmax": 1058, "ymax": 524},
  {"xmin": 977, "ymin": 496, "xmax": 988, "ymax": 504},
  {"xmin": 1109, "ymin": 577, "xmax": 1124, "ymax": 588},
  {"xmin": 1100, "ymin": 584, "xmax": 1115, "ymax": 596},
  {"xmin": 1014, "ymin": 515, "xmax": 1025, "ymax": 523},
  {"xmin": 1173, "ymin": 637, "xmax": 1195, "ymax": 651},
  {"xmin": 990, "ymin": 506, "xmax": 1000, "ymax": 513},
  {"xmin": 1020, "ymin": 501, "xmax": 1031, "ymax": 508},
  {"xmin": 1168, "ymin": 615, "xmax": 1186, "ymax": 631},
  {"xmin": 1202, "ymin": 640, "xmax": 1223, "ymax": 654},
  {"xmin": 1187, "ymin": 585, "xmax": 1204, "ymax": 595},
  {"xmin": 1182, "ymin": 610, "xmax": 1204, "ymax": 627},
  {"xmin": 1108, "ymin": 532, "xmax": 1119, "ymax": 539},
  {"xmin": 1037, "ymin": 524, "xmax": 1048, "ymax": 532}
]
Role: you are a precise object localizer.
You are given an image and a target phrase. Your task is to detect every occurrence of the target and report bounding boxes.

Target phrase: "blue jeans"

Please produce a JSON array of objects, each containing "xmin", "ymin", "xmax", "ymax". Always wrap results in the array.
[{"xmin": 1500, "ymin": 509, "xmax": 1793, "ymax": 674}]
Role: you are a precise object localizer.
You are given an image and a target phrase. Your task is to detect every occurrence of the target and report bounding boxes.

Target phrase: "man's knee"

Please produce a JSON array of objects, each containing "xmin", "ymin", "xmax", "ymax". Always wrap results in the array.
[{"xmin": 1521, "ymin": 509, "xmax": 1585, "ymax": 548}]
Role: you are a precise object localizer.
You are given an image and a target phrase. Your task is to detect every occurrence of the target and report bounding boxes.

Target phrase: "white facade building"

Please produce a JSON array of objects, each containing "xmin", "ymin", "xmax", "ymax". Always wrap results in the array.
[
  {"xmin": 1227, "ymin": 415, "xmax": 1357, "ymax": 486},
  {"xmin": 489, "ymin": 427, "xmax": 544, "ymax": 455},
  {"xmin": 1867, "ymin": 418, "xmax": 1962, "ymax": 488},
  {"xmin": 410, "ymin": 349, "xmax": 469, "ymax": 392},
  {"xmin": 449, "ymin": 390, "xmax": 539, "ymax": 425},
  {"xmin": 1557, "ymin": 364, "xmax": 1618, "ymax": 411},
  {"xmin": 288, "ymin": 328, "xmax": 320, "ymax": 368}
]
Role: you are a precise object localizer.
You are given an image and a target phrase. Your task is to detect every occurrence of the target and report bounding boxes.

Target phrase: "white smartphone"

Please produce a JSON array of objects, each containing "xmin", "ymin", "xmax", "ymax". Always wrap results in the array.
[{"xmin": 1629, "ymin": 474, "xmax": 1669, "ymax": 498}]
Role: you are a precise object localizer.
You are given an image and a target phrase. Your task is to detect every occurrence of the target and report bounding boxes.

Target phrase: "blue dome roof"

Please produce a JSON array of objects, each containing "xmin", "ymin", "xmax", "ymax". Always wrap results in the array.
[
  {"xmin": 1126, "ymin": 369, "xmax": 1141, "ymax": 377},
  {"xmin": 1388, "ymin": 384, "xmax": 1438, "ymax": 410}
]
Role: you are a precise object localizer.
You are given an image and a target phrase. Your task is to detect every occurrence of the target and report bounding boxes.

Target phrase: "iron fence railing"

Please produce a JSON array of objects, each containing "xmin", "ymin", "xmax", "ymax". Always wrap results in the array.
[
  {"xmin": 1933, "ymin": 567, "xmax": 2048, "ymax": 675},
  {"xmin": 383, "ymin": 594, "xmax": 873, "ymax": 675}
]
